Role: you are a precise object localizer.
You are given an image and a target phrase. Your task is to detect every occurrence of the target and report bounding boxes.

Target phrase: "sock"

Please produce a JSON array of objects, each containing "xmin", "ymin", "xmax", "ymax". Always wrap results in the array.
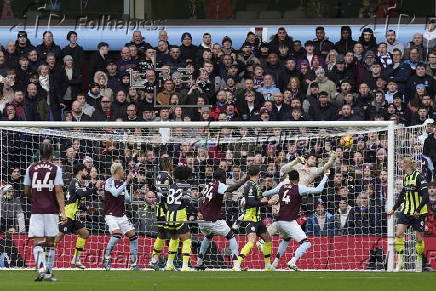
[
  {"xmin": 182, "ymin": 239, "xmax": 192, "ymax": 268},
  {"xmin": 33, "ymin": 245, "xmax": 46, "ymax": 271},
  {"xmin": 228, "ymin": 237, "xmax": 239, "ymax": 262},
  {"xmin": 105, "ymin": 235, "xmax": 121, "ymax": 259},
  {"xmin": 395, "ymin": 236, "xmax": 405, "ymax": 262},
  {"xmin": 416, "ymin": 241, "xmax": 424, "ymax": 258},
  {"xmin": 273, "ymin": 239, "xmax": 290, "ymax": 267},
  {"xmin": 294, "ymin": 241, "xmax": 311, "ymax": 261},
  {"xmin": 238, "ymin": 242, "xmax": 254, "ymax": 264},
  {"xmin": 46, "ymin": 247, "xmax": 56, "ymax": 273},
  {"xmin": 262, "ymin": 241, "xmax": 272, "ymax": 267},
  {"xmin": 73, "ymin": 237, "xmax": 86, "ymax": 261},
  {"xmin": 198, "ymin": 237, "xmax": 212, "ymax": 265},
  {"xmin": 129, "ymin": 235, "xmax": 139, "ymax": 266},
  {"xmin": 152, "ymin": 237, "xmax": 165, "ymax": 263},
  {"xmin": 166, "ymin": 238, "xmax": 179, "ymax": 266}
]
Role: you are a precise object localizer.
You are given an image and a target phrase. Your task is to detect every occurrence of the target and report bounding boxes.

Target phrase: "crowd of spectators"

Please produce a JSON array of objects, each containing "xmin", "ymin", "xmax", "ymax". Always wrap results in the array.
[{"xmin": 0, "ymin": 24, "xmax": 436, "ymax": 238}]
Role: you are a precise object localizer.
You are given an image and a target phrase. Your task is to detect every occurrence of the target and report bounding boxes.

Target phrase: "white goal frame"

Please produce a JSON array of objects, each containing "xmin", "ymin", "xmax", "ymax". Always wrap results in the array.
[{"xmin": 0, "ymin": 120, "xmax": 396, "ymax": 271}]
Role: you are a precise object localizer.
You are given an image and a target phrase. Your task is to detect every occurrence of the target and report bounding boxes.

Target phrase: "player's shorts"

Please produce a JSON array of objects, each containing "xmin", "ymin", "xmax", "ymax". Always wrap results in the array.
[
  {"xmin": 167, "ymin": 223, "xmax": 190, "ymax": 235},
  {"xmin": 276, "ymin": 220, "xmax": 307, "ymax": 243},
  {"xmin": 105, "ymin": 215, "xmax": 135, "ymax": 235},
  {"xmin": 397, "ymin": 213, "xmax": 427, "ymax": 232},
  {"xmin": 199, "ymin": 220, "xmax": 231, "ymax": 237},
  {"xmin": 267, "ymin": 221, "xmax": 279, "ymax": 236},
  {"xmin": 28, "ymin": 214, "xmax": 59, "ymax": 237},
  {"xmin": 241, "ymin": 221, "xmax": 268, "ymax": 236},
  {"xmin": 59, "ymin": 218, "xmax": 84, "ymax": 234}
]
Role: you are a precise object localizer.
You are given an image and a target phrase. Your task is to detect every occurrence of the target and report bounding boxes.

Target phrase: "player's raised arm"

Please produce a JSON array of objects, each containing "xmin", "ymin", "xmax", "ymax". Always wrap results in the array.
[
  {"xmin": 315, "ymin": 151, "xmax": 337, "ymax": 176},
  {"xmin": 225, "ymin": 174, "xmax": 250, "ymax": 193},
  {"xmin": 262, "ymin": 182, "xmax": 284, "ymax": 197},
  {"xmin": 280, "ymin": 156, "xmax": 304, "ymax": 176},
  {"xmin": 298, "ymin": 171, "xmax": 329, "ymax": 196}
]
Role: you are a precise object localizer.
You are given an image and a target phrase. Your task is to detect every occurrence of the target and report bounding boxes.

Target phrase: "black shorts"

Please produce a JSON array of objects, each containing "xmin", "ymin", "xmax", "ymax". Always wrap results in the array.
[
  {"xmin": 166, "ymin": 223, "xmax": 190, "ymax": 235},
  {"xmin": 241, "ymin": 221, "xmax": 268, "ymax": 237},
  {"xmin": 397, "ymin": 213, "xmax": 427, "ymax": 232},
  {"xmin": 59, "ymin": 218, "xmax": 84, "ymax": 234}
]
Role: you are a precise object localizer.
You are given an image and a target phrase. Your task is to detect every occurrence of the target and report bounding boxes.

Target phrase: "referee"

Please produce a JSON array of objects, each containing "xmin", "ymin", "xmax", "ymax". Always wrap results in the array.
[{"xmin": 387, "ymin": 158, "xmax": 429, "ymax": 271}]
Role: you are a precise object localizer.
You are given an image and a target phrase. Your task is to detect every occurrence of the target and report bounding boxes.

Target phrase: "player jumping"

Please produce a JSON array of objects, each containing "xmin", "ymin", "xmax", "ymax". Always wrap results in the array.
[
  {"xmin": 149, "ymin": 157, "xmax": 175, "ymax": 270},
  {"xmin": 103, "ymin": 162, "xmax": 140, "ymax": 270},
  {"xmin": 164, "ymin": 165, "xmax": 194, "ymax": 271},
  {"xmin": 54, "ymin": 163, "xmax": 99, "ymax": 269},
  {"xmin": 196, "ymin": 168, "xmax": 249, "ymax": 271},
  {"xmin": 387, "ymin": 157, "xmax": 429, "ymax": 271},
  {"xmin": 237, "ymin": 165, "xmax": 275, "ymax": 271},
  {"xmin": 24, "ymin": 142, "xmax": 66, "ymax": 281},
  {"xmin": 262, "ymin": 169, "xmax": 329, "ymax": 270}
]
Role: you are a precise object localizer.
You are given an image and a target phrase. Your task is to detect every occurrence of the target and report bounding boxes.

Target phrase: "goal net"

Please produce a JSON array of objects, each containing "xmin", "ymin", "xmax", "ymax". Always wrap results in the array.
[{"xmin": 0, "ymin": 121, "xmax": 427, "ymax": 271}]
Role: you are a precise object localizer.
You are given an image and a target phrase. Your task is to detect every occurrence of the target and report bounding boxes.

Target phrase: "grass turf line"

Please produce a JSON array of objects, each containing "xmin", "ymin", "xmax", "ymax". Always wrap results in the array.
[{"xmin": 0, "ymin": 271, "xmax": 434, "ymax": 291}]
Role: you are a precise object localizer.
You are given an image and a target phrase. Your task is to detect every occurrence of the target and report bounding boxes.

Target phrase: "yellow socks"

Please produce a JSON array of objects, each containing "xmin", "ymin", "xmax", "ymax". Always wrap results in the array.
[
  {"xmin": 182, "ymin": 239, "xmax": 192, "ymax": 267},
  {"xmin": 416, "ymin": 241, "xmax": 424, "ymax": 258},
  {"xmin": 238, "ymin": 241, "xmax": 254, "ymax": 264},
  {"xmin": 74, "ymin": 237, "xmax": 86, "ymax": 258},
  {"xmin": 152, "ymin": 237, "xmax": 165, "ymax": 259},
  {"xmin": 262, "ymin": 241, "xmax": 272, "ymax": 264}
]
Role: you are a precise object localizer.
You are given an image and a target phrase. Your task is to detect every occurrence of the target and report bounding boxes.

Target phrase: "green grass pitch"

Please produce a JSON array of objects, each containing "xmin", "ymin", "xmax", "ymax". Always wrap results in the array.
[{"xmin": 0, "ymin": 271, "xmax": 434, "ymax": 291}]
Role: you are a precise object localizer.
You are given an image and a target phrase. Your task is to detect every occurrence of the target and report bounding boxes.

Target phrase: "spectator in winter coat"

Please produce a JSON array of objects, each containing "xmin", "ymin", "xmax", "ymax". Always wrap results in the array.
[{"xmin": 306, "ymin": 201, "xmax": 336, "ymax": 236}]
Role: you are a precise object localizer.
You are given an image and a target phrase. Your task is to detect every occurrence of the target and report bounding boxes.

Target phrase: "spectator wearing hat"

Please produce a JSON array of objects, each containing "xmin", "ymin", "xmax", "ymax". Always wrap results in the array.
[
  {"xmin": 0, "ymin": 184, "xmax": 25, "ymax": 233},
  {"xmin": 180, "ymin": 32, "xmax": 197, "ymax": 63},
  {"xmin": 306, "ymin": 200, "xmax": 336, "ymax": 236},
  {"xmin": 88, "ymin": 42, "xmax": 109, "ymax": 81},
  {"xmin": 407, "ymin": 63, "xmax": 436, "ymax": 97},
  {"xmin": 15, "ymin": 31, "xmax": 35, "ymax": 57},
  {"xmin": 308, "ymin": 91, "xmax": 338, "ymax": 121},
  {"xmin": 334, "ymin": 26, "xmax": 357, "ymax": 55},
  {"xmin": 308, "ymin": 68, "xmax": 336, "ymax": 98},
  {"xmin": 36, "ymin": 31, "xmax": 61, "ymax": 61},
  {"xmin": 105, "ymin": 60, "xmax": 122, "ymax": 94},
  {"xmin": 61, "ymin": 31, "xmax": 84, "ymax": 69},
  {"xmin": 313, "ymin": 26, "xmax": 334, "ymax": 60},
  {"xmin": 14, "ymin": 56, "xmax": 32, "ymax": 91},
  {"xmin": 327, "ymin": 54, "xmax": 354, "ymax": 88},
  {"xmin": 359, "ymin": 28, "xmax": 377, "ymax": 52},
  {"xmin": 303, "ymin": 82, "xmax": 320, "ymax": 114},
  {"xmin": 384, "ymin": 48, "xmax": 412, "ymax": 94},
  {"xmin": 86, "ymin": 82, "xmax": 103, "ymax": 108}
]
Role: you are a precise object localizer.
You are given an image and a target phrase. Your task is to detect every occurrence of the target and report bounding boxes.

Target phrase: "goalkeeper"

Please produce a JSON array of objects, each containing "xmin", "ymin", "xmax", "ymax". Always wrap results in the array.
[
  {"xmin": 263, "ymin": 152, "xmax": 336, "ymax": 238},
  {"xmin": 55, "ymin": 163, "xmax": 99, "ymax": 269},
  {"xmin": 387, "ymin": 157, "xmax": 429, "ymax": 271}
]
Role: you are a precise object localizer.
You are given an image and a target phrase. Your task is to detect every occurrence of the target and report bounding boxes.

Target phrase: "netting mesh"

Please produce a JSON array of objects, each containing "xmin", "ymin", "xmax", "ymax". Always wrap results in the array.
[{"xmin": 0, "ymin": 123, "xmax": 427, "ymax": 270}]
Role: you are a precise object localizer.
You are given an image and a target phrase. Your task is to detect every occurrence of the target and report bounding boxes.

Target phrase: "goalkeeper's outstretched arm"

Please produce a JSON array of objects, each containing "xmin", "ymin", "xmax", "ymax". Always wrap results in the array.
[
  {"xmin": 280, "ymin": 157, "xmax": 304, "ymax": 176},
  {"xmin": 315, "ymin": 151, "xmax": 337, "ymax": 176}
]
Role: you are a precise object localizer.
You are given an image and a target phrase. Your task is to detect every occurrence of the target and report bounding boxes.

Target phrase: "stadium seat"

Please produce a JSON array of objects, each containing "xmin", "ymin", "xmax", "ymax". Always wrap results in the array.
[
  {"xmin": 283, "ymin": 8, "xmax": 305, "ymax": 19},
  {"xmin": 246, "ymin": 3, "xmax": 268, "ymax": 11},
  {"xmin": 258, "ymin": 10, "xmax": 282, "ymax": 19},
  {"xmin": 235, "ymin": 10, "xmax": 258, "ymax": 19}
]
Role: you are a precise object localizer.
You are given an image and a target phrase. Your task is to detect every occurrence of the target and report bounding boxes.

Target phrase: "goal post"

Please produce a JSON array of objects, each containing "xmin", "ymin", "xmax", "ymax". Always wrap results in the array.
[{"xmin": 0, "ymin": 120, "xmax": 421, "ymax": 271}]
